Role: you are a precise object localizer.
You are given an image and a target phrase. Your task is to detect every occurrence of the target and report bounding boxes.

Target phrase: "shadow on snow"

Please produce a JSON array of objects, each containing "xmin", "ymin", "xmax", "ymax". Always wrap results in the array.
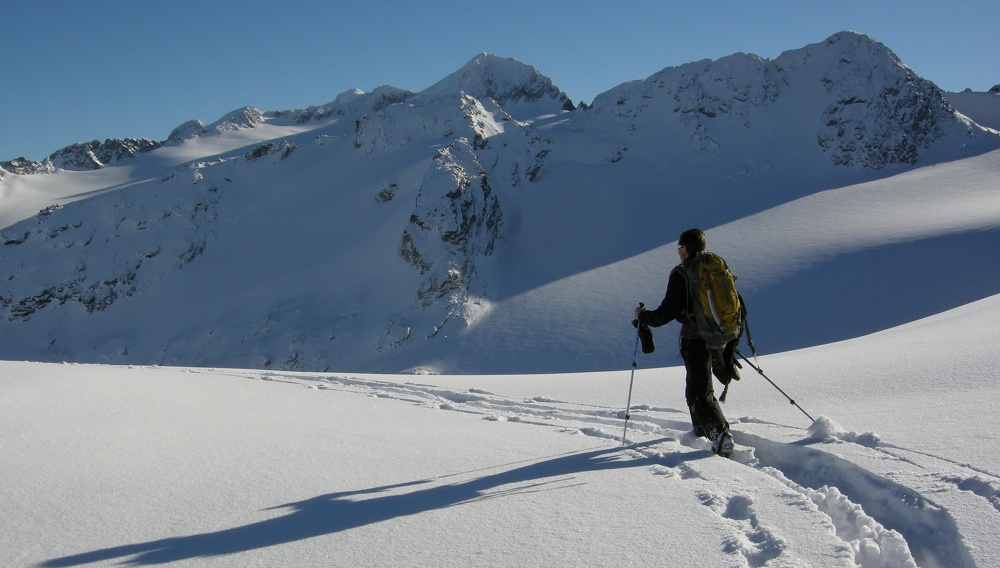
[{"xmin": 42, "ymin": 438, "xmax": 691, "ymax": 566}]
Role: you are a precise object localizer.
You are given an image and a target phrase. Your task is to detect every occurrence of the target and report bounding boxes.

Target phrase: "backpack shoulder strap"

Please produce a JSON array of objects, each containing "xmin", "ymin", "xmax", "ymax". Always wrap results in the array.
[{"xmin": 671, "ymin": 257, "xmax": 697, "ymax": 306}]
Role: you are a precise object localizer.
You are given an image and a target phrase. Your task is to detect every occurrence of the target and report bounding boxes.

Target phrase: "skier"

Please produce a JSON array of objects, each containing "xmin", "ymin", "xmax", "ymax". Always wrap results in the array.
[{"xmin": 634, "ymin": 228, "xmax": 735, "ymax": 457}]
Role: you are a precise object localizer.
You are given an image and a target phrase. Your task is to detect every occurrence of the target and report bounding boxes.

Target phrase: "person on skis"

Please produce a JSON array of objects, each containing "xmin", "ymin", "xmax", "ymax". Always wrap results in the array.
[{"xmin": 634, "ymin": 228, "xmax": 735, "ymax": 457}]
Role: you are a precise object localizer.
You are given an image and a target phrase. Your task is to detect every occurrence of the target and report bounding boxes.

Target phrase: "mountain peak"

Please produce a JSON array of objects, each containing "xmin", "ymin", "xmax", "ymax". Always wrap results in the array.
[
  {"xmin": 421, "ymin": 53, "xmax": 572, "ymax": 109},
  {"xmin": 825, "ymin": 29, "xmax": 884, "ymax": 46},
  {"xmin": 777, "ymin": 30, "xmax": 905, "ymax": 73},
  {"xmin": 205, "ymin": 105, "xmax": 266, "ymax": 134}
]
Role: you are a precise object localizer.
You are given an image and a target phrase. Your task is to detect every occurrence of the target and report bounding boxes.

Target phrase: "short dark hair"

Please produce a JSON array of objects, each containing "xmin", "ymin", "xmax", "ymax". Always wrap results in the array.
[{"xmin": 678, "ymin": 228, "xmax": 706, "ymax": 253}]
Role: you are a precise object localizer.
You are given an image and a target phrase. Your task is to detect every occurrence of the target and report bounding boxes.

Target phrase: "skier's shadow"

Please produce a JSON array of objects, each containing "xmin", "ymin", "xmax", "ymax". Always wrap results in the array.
[{"xmin": 42, "ymin": 438, "xmax": 693, "ymax": 566}]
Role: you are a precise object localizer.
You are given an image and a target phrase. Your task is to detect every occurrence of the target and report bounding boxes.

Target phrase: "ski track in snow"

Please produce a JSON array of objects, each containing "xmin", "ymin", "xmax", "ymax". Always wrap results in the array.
[{"xmin": 189, "ymin": 368, "xmax": 999, "ymax": 568}]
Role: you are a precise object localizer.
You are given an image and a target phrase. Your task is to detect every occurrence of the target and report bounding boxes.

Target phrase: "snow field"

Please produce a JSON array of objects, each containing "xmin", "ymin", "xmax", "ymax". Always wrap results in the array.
[{"xmin": 4, "ymin": 291, "xmax": 998, "ymax": 567}]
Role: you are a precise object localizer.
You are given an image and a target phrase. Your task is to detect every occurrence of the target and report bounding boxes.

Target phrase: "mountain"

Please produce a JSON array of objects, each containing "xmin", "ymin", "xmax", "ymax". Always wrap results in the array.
[
  {"xmin": 0, "ymin": 32, "xmax": 997, "ymax": 373},
  {"xmin": 421, "ymin": 53, "xmax": 575, "ymax": 111}
]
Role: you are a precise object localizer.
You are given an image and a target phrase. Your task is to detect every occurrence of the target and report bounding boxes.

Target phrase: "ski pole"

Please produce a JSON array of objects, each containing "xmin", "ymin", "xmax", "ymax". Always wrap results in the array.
[
  {"xmin": 621, "ymin": 303, "xmax": 644, "ymax": 444},
  {"xmin": 736, "ymin": 349, "xmax": 815, "ymax": 423}
]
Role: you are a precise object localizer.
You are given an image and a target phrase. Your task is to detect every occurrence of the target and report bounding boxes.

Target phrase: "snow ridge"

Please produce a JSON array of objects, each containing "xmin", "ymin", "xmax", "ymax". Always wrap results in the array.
[
  {"xmin": 47, "ymin": 138, "xmax": 163, "ymax": 171},
  {"xmin": 592, "ymin": 31, "xmax": 986, "ymax": 169}
]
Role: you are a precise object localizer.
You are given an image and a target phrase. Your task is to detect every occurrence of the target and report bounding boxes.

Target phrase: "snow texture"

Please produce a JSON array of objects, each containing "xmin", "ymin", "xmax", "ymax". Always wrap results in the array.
[{"xmin": 2, "ymin": 295, "xmax": 998, "ymax": 566}]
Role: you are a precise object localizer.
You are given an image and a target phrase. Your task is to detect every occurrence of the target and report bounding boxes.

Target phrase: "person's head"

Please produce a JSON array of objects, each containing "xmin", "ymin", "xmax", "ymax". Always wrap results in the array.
[{"xmin": 677, "ymin": 228, "xmax": 706, "ymax": 260}]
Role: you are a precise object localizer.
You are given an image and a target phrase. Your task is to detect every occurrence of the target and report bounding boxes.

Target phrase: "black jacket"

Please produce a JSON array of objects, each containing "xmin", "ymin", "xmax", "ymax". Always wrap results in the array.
[{"xmin": 637, "ymin": 256, "xmax": 698, "ymax": 339}]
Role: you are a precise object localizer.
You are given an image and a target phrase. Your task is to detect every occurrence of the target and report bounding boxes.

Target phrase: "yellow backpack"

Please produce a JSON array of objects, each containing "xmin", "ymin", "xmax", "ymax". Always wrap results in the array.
[
  {"xmin": 688, "ymin": 252, "xmax": 742, "ymax": 344},
  {"xmin": 680, "ymin": 252, "xmax": 746, "ymax": 400}
]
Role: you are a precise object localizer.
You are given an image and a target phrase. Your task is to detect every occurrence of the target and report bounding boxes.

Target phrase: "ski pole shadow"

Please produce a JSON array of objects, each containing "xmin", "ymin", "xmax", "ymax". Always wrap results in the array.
[{"xmin": 41, "ymin": 438, "xmax": 691, "ymax": 566}]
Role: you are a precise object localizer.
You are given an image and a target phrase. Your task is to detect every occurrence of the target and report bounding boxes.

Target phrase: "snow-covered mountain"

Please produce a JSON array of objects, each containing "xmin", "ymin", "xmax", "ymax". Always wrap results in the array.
[{"xmin": 0, "ymin": 32, "xmax": 997, "ymax": 374}]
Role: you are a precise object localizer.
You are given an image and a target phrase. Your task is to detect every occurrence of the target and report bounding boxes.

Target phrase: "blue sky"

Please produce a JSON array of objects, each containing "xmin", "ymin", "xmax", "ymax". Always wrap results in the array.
[{"xmin": 2, "ymin": 0, "xmax": 997, "ymax": 162}]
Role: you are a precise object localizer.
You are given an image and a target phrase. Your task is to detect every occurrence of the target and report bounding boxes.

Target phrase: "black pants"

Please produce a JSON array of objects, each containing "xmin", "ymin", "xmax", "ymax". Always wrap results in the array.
[{"xmin": 680, "ymin": 337, "xmax": 729, "ymax": 437}]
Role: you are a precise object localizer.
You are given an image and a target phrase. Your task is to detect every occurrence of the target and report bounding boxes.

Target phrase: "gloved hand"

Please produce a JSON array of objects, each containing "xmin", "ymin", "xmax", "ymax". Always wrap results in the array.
[
  {"xmin": 633, "ymin": 303, "xmax": 646, "ymax": 319},
  {"xmin": 631, "ymin": 304, "xmax": 655, "ymax": 354}
]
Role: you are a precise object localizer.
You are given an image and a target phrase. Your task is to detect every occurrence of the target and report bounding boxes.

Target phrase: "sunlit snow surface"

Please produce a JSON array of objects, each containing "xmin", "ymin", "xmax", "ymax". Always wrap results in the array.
[{"xmin": 2, "ymin": 294, "xmax": 999, "ymax": 567}]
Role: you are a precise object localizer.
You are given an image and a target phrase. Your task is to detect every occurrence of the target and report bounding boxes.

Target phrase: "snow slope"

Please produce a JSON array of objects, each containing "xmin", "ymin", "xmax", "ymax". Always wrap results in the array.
[
  {"xmin": 2, "ymin": 293, "xmax": 998, "ymax": 567},
  {"xmin": 946, "ymin": 89, "xmax": 1000, "ymax": 131},
  {"xmin": 412, "ymin": 146, "xmax": 1000, "ymax": 373}
]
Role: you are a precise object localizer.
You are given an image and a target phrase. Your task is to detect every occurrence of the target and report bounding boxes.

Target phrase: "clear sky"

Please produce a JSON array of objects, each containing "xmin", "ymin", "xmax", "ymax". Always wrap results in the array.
[{"xmin": 2, "ymin": 0, "xmax": 997, "ymax": 162}]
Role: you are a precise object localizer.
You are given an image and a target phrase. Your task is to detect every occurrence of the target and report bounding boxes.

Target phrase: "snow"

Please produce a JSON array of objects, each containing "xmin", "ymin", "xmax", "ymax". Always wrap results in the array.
[
  {"xmin": 2, "ymin": 33, "xmax": 1000, "ymax": 566},
  {"xmin": 2, "ymin": 294, "xmax": 998, "ymax": 566},
  {"xmin": 945, "ymin": 90, "xmax": 1000, "ymax": 131}
]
